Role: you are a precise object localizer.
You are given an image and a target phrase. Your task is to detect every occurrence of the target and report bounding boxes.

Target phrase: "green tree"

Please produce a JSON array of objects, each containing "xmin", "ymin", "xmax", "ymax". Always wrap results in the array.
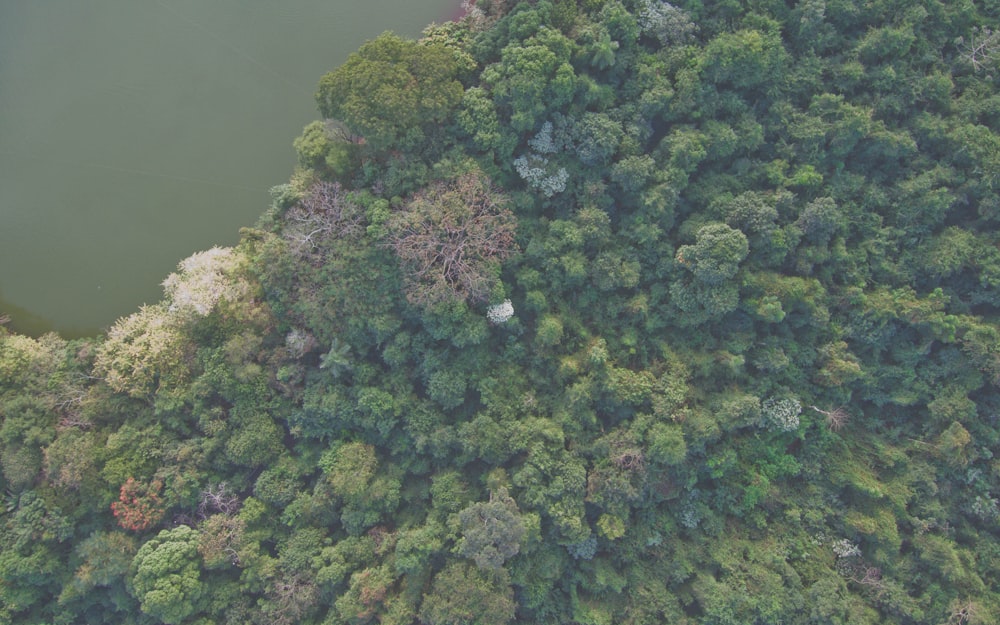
[
  {"xmin": 129, "ymin": 526, "xmax": 206, "ymax": 624},
  {"xmin": 316, "ymin": 32, "xmax": 464, "ymax": 152},
  {"xmin": 61, "ymin": 531, "xmax": 137, "ymax": 603},
  {"xmin": 481, "ymin": 26, "xmax": 579, "ymax": 131},
  {"xmin": 676, "ymin": 223, "xmax": 749, "ymax": 285},
  {"xmin": 321, "ymin": 441, "xmax": 401, "ymax": 534},
  {"xmin": 457, "ymin": 489, "xmax": 527, "ymax": 570},
  {"xmin": 702, "ymin": 26, "xmax": 789, "ymax": 90},
  {"xmin": 418, "ymin": 562, "xmax": 516, "ymax": 625}
]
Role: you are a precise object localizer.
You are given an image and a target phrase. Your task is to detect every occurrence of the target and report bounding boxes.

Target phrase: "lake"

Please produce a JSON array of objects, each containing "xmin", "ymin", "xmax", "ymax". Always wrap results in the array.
[{"xmin": 0, "ymin": 0, "xmax": 460, "ymax": 337}]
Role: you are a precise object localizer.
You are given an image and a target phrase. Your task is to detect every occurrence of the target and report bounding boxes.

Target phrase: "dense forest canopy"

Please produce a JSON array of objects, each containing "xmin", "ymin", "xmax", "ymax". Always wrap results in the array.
[{"xmin": 3, "ymin": 0, "xmax": 1000, "ymax": 623}]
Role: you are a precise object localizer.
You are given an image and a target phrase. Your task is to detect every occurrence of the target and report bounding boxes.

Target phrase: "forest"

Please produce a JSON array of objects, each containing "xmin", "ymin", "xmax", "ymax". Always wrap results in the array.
[{"xmin": 3, "ymin": 0, "xmax": 1000, "ymax": 623}]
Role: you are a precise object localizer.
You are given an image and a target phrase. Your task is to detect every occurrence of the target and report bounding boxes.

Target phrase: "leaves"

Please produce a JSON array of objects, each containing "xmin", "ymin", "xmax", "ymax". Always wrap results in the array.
[{"xmin": 316, "ymin": 32, "xmax": 464, "ymax": 151}]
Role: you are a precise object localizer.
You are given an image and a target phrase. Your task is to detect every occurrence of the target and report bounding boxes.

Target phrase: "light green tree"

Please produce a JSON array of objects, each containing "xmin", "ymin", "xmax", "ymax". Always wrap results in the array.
[
  {"xmin": 418, "ymin": 562, "xmax": 515, "ymax": 625},
  {"xmin": 130, "ymin": 526, "xmax": 205, "ymax": 624},
  {"xmin": 457, "ymin": 489, "xmax": 526, "ymax": 570}
]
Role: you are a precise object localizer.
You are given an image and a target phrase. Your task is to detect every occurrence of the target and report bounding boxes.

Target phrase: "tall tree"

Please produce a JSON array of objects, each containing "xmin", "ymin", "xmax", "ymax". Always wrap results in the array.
[
  {"xmin": 316, "ymin": 32, "xmax": 464, "ymax": 152},
  {"xmin": 389, "ymin": 169, "xmax": 518, "ymax": 307}
]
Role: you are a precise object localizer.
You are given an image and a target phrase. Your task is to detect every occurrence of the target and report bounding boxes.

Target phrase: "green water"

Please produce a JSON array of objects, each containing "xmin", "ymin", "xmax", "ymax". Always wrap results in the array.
[{"xmin": 0, "ymin": 0, "xmax": 459, "ymax": 337}]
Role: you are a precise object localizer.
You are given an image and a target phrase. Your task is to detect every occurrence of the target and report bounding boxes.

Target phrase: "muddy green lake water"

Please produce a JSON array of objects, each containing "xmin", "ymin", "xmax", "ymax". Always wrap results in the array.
[{"xmin": 0, "ymin": 0, "xmax": 459, "ymax": 337}]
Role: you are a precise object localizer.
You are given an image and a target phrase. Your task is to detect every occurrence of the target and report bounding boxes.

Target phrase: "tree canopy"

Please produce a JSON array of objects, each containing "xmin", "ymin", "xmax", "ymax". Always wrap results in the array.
[{"xmin": 4, "ymin": 0, "xmax": 1000, "ymax": 624}]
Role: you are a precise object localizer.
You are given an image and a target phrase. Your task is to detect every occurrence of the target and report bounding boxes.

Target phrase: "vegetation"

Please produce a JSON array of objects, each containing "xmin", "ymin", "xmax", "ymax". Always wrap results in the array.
[{"xmin": 3, "ymin": 0, "xmax": 1000, "ymax": 623}]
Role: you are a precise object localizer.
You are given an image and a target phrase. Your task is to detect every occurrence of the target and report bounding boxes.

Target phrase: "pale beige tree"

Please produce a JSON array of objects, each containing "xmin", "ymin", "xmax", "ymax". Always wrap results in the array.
[
  {"xmin": 94, "ymin": 304, "xmax": 190, "ymax": 398},
  {"xmin": 161, "ymin": 246, "xmax": 251, "ymax": 317}
]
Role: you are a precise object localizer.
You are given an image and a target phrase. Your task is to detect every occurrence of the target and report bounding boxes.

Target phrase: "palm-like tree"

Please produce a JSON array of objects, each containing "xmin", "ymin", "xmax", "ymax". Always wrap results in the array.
[{"xmin": 319, "ymin": 338, "xmax": 352, "ymax": 379}]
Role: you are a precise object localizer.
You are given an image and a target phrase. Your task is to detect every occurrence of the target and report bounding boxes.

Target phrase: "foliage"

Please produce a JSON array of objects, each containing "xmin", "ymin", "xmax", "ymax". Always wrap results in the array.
[
  {"xmin": 418, "ymin": 562, "xmax": 516, "ymax": 625},
  {"xmin": 130, "ymin": 526, "xmax": 205, "ymax": 624},
  {"xmin": 315, "ymin": 31, "xmax": 464, "ymax": 151},
  {"xmin": 5, "ymin": 0, "xmax": 1000, "ymax": 623},
  {"xmin": 111, "ymin": 477, "xmax": 166, "ymax": 532},
  {"xmin": 457, "ymin": 488, "xmax": 527, "ymax": 570}
]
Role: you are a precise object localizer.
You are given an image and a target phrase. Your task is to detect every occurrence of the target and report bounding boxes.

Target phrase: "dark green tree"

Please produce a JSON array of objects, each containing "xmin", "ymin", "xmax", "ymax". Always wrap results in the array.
[{"xmin": 316, "ymin": 32, "xmax": 464, "ymax": 152}]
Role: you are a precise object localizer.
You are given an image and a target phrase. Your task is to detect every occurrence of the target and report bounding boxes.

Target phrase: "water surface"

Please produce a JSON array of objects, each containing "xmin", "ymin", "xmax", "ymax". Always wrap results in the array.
[{"xmin": 0, "ymin": 0, "xmax": 459, "ymax": 337}]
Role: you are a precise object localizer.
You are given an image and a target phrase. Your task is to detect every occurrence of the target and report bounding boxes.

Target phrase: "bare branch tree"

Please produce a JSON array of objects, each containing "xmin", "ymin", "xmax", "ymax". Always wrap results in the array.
[
  {"xmin": 959, "ymin": 27, "xmax": 1000, "ymax": 71},
  {"xmin": 811, "ymin": 405, "xmax": 849, "ymax": 431},
  {"xmin": 54, "ymin": 381, "xmax": 92, "ymax": 429},
  {"xmin": 260, "ymin": 574, "xmax": 319, "ymax": 625},
  {"xmin": 283, "ymin": 181, "xmax": 364, "ymax": 255},
  {"xmin": 198, "ymin": 482, "xmax": 241, "ymax": 519},
  {"xmin": 838, "ymin": 556, "xmax": 886, "ymax": 597},
  {"xmin": 198, "ymin": 513, "xmax": 246, "ymax": 568},
  {"xmin": 324, "ymin": 119, "xmax": 364, "ymax": 145},
  {"xmin": 388, "ymin": 170, "xmax": 517, "ymax": 306},
  {"xmin": 948, "ymin": 599, "xmax": 980, "ymax": 625}
]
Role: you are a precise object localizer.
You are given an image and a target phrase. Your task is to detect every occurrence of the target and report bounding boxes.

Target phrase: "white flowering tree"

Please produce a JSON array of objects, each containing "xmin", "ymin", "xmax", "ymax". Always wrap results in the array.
[
  {"xmin": 637, "ymin": 0, "xmax": 698, "ymax": 46},
  {"xmin": 96, "ymin": 246, "xmax": 253, "ymax": 397},
  {"xmin": 486, "ymin": 300, "xmax": 514, "ymax": 324},
  {"xmin": 761, "ymin": 397, "xmax": 802, "ymax": 432},
  {"xmin": 94, "ymin": 304, "xmax": 190, "ymax": 398},
  {"xmin": 161, "ymin": 246, "xmax": 251, "ymax": 317},
  {"xmin": 514, "ymin": 122, "xmax": 568, "ymax": 197}
]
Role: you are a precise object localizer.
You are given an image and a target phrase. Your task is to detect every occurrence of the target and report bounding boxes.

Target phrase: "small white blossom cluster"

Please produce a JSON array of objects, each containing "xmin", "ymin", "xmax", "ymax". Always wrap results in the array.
[
  {"xmin": 460, "ymin": 0, "xmax": 487, "ymax": 27},
  {"xmin": 831, "ymin": 538, "xmax": 862, "ymax": 559},
  {"xmin": 971, "ymin": 495, "xmax": 1000, "ymax": 521},
  {"xmin": 162, "ymin": 246, "xmax": 249, "ymax": 317},
  {"xmin": 285, "ymin": 328, "xmax": 316, "ymax": 359},
  {"xmin": 528, "ymin": 121, "xmax": 559, "ymax": 154},
  {"xmin": 514, "ymin": 155, "xmax": 568, "ymax": 197},
  {"xmin": 637, "ymin": 0, "xmax": 698, "ymax": 46},
  {"xmin": 761, "ymin": 397, "xmax": 802, "ymax": 432},
  {"xmin": 515, "ymin": 123, "xmax": 568, "ymax": 197},
  {"xmin": 486, "ymin": 299, "xmax": 515, "ymax": 324}
]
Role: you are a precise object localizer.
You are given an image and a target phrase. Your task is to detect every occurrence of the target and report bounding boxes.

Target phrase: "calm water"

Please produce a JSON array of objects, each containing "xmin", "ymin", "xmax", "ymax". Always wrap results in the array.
[{"xmin": 0, "ymin": 0, "xmax": 459, "ymax": 337}]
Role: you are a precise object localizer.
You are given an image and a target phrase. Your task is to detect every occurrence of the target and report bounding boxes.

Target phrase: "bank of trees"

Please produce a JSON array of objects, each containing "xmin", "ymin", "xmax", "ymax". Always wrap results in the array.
[{"xmin": 3, "ymin": 0, "xmax": 1000, "ymax": 623}]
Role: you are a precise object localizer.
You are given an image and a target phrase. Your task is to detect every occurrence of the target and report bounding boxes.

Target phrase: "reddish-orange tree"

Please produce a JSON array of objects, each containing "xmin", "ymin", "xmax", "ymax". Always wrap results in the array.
[
  {"xmin": 389, "ymin": 170, "xmax": 517, "ymax": 306},
  {"xmin": 111, "ymin": 477, "xmax": 166, "ymax": 532}
]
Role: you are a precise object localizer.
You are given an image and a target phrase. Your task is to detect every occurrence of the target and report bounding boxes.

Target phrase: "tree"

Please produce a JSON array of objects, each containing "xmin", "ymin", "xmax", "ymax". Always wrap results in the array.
[
  {"xmin": 418, "ymin": 562, "xmax": 516, "ymax": 625},
  {"xmin": 481, "ymin": 27, "xmax": 579, "ymax": 131},
  {"xmin": 93, "ymin": 304, "xmax": 190, "ymax": 398},
  {"xmin": 161, "ymin": 246, "xmax": 251, "ymax": 318},
  {"xmin": 321, "ymin": 442, "xmax": 401, "ymax": 535},
  {"xmin": 457, "ymin": 87, "xmax": 517, "ymax": 159},
  {"xmin": 637, "ymin": 0, "xmax": 698, "ymax": 46},
  {"xmin": 395, "ymin": 523, "xmax": 445, "ymax": 575},
  {"xmin": 281, "ymin": 181, "xmax": 364, "ymax": 255},
  {"xmin": 111, "ymin": 477, "xmax": 166, "ymax": 532},
  {"xmin": 389, "ymin": 170, "xmax": 518, "ymax": 307},
  {"xmin": 676, "ymin": 223, "xmax": 749, "ymax": 285},
  {"xmin": 457, "ymin": 489, "xmax": 527, "ymax": 570},
  {"xmin": 316, "ymin": 32, "xmax": 464, "ymax": 151},
  {"xmin": 334, "ymin": 564, "xmax": 395, "ymax": 624},
  {"xmin": 130, "ymin": 526, "xmax": 206, "ymax": 624},
  {"xmin": 61, "ymin": 531, "xmax": 137, "ymax": 603},
  {"xmin": 702, "ymin": 26, "xmax": 789, "ymax": 90},
  {"xmin": 959, "ymin": 26, "xmax": 1000, "ymax": 72}
]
